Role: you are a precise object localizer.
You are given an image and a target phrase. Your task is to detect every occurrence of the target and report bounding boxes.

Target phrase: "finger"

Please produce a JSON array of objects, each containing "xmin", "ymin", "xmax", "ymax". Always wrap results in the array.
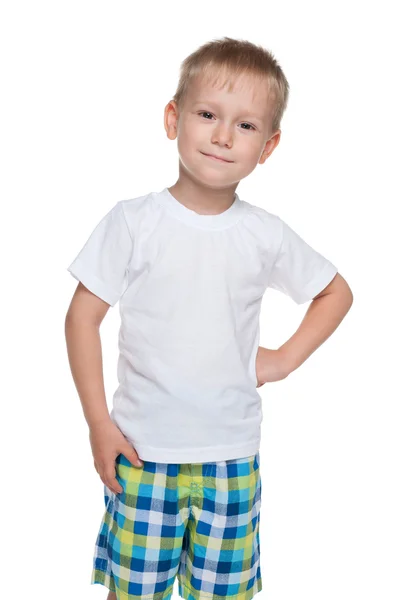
[
  {"xmin": 101, "ymin": 477, "xmax": 120, "ymax": 495},
  {"xmin": 101, "ymin": 475, "xmax": 122, "ymax": 495},
  {"xmin": 121, "ymin": 443, "xmax": 143, "ymax": 468},
  {"xmin": 104, "ymin": 465, "xmax": 124, "ymax": 494},
  {"xmin": 107, "ymin": 478, "xmax": 123, "ymax": 495}
]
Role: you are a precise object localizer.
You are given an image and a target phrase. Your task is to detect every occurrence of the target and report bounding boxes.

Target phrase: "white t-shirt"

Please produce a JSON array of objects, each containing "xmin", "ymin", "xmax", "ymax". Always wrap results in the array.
[{"xmin": 67, "ymin": 187, "xmax": 338, "ymax": 463}]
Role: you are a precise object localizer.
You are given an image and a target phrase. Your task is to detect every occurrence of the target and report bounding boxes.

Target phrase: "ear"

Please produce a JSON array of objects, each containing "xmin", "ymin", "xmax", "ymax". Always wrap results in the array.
[
  {"xmin": 259, "ymin": 129, "xmax": 281, "ymax": 165},
  {"xmin": 164, "ymin": 100, "xmax": 179, "ymax": 140}
]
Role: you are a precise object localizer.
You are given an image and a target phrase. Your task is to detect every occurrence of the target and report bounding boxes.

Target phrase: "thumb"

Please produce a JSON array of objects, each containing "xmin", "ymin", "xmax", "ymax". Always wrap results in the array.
[{"xmin": 121, "ymin": 443, "xmax": 144, "ymax": 468}]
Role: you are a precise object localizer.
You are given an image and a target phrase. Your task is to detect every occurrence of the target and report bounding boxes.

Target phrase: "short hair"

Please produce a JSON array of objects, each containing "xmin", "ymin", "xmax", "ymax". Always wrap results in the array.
[{"xmin": 172, "ymin": 36, "xmax": 290, "ymax": 135}]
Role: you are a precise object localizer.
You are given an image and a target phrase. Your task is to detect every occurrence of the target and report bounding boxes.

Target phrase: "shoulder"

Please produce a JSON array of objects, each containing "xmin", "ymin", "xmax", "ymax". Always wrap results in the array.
[
  {"xmin": 241, "ymin": 199, "xmax": 280, "ymax": 222},
  {"xmin": 239, "ymin": 199, "xmax": 314, "ymax": 248},
  {"xmin": 118, "ymin": 191, "xmax": 154, "ymax": 218},
  {"xmin": 115, "ymin": 191, "xmax": 159, "ymax": 237},
  {"xmin": 239, "ymin": 198, "xmax": 283, "ymax": 240}
]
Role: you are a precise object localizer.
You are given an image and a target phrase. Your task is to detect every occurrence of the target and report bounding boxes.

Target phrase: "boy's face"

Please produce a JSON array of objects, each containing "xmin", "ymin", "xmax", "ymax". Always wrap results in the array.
[{"xmin": 165, "ymin": 70, "xmax": 281, "ymax": 188}]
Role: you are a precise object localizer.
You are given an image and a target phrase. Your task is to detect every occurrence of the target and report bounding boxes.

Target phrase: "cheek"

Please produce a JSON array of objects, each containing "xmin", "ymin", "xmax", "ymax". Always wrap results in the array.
[
  {"xmin": 177, "ymin": 120, "xmax": 202, "ymax": 153},
  {"xmin": 236, "ymin": 138, "xmax": 263, "ymax": 162},
  {"xmin": 180, "ymin": 116, "xmax": 202, "ymax": 138}
]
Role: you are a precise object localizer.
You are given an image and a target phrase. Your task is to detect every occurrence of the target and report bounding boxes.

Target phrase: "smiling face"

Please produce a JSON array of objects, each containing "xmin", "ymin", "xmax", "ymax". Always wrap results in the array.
[{"xmin": 165, "ymin": 69, "xmax": 281, "ymax": 189}]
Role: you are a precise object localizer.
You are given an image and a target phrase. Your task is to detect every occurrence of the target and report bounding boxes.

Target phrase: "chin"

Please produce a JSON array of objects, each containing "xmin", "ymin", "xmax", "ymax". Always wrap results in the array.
[{"xmin": 186, "ymin": 170, "xmax": 226, "ymax": 187}]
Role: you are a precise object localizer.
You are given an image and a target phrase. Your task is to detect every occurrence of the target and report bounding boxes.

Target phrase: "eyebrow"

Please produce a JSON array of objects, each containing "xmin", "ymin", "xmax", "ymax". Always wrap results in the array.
[{"xmin": 192, "ymin": 101, "xmax": 265, "ymax": 125}]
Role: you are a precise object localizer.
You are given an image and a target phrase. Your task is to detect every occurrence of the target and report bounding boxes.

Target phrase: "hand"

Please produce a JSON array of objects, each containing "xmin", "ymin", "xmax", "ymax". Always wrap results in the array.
[
  {"xmin": 89, "ymin": 419, "xmax": 143, "ymax": 494},
  {"xmin": 255, "ymin": 346, "xmax": 291, "ymax": 388}
]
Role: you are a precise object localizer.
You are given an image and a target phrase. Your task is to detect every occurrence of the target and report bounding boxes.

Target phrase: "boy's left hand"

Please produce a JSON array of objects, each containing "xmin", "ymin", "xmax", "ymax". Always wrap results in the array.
[{"xmin": 255, "ymin": 346, "xmax": 291, "ymax": 388}]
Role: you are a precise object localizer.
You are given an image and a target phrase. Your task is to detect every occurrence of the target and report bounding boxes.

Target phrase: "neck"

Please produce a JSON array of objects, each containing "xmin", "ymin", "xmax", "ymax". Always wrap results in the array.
[{"xmin": 168, "ymin": 167, "xmax": 239, "ymax": 216}]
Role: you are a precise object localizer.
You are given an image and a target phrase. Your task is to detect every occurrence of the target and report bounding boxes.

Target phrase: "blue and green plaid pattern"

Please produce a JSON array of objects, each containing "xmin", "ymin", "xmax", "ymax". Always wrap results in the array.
[{"xmin": 91, "ymin": 452, "xmax": 262, "ymax": 600}]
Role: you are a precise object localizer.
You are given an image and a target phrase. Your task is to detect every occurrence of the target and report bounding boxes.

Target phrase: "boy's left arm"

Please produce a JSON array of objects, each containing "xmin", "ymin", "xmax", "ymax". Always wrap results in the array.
[{"xmin": 278, "ymin": 272, "xmax": 353, "ymax": 375}]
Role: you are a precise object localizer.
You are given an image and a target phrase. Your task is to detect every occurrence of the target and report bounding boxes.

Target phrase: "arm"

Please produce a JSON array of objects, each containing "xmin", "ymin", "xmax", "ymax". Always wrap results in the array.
[
  {"xmin": 65, "ymin": 282, "xmax": 112, "ymax": 429},
  {"xmin": 278, "ymin": 272, "xmax": 353, "ymax": 374},
  {"xmin": 65, "ymin": 282, "xmax": 143, "ymax": 493}
]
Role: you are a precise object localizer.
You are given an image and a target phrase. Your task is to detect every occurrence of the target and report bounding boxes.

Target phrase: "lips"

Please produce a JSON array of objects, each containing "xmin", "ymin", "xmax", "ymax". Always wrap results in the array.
[{"xmin": 201, "ymin": 152, "xmax": 233, "ymax": 163}]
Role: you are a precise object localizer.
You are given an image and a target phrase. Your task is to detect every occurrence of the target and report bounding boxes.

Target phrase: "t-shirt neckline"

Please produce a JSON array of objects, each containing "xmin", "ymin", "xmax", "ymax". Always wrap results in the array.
[{"xmin": 155, "ymin": 187, "xmax": 244, "ymax": 230}]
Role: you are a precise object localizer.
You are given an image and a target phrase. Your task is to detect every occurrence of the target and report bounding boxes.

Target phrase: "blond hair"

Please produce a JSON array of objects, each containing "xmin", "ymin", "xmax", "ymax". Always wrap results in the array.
[{"xmin": 172, "ymin": 36, "xmax": 290, "ymax": 134}]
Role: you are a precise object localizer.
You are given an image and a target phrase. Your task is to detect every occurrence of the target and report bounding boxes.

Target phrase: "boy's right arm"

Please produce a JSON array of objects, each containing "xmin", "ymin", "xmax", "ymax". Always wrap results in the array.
[{"xmin": 65, "ymin": 282, "xmax": 143, "ymax": 494}]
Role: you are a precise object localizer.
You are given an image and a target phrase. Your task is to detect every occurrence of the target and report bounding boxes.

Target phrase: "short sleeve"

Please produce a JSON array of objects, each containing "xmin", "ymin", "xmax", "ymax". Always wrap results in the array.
[
  {"xmin": 268, "ymin": 217, "xmax": 338, "ymax": 305},
  {"xmin": 67, "ymin": 201, "xmax": 133, "ymax": 307}
]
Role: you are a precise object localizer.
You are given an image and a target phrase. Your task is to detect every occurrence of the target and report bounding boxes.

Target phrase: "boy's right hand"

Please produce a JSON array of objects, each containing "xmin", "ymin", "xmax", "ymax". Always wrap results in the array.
[{"xmin": 89, "ymin": 419, "xmax": 143, "ymax": 494}]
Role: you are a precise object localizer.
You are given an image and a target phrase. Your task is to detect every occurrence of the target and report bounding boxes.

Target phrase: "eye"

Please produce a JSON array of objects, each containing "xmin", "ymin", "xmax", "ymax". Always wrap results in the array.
[
  {"xmin": 240, "ymin": 123, "xmax": 255, "ymax": 131},
  {"xmin": 197, "ymin": 112, "xmax": 256, "ymax": 131},
  {"xmin": 198, "ymin": 111, "xmax": 214, "ymax": 120}
]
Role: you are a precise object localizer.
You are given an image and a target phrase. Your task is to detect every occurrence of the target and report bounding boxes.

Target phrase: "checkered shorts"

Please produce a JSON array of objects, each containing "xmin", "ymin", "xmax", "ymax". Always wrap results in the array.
[{"xmin": 91, "ymin": 452, "xmax": 262, "ymax": 600}]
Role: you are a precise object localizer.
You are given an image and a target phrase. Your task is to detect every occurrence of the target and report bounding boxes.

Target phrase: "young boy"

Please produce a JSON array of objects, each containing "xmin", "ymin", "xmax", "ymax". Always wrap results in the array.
[{"xmin": 65, "ymin": 37, "xmax": 353, "ymax": 600}]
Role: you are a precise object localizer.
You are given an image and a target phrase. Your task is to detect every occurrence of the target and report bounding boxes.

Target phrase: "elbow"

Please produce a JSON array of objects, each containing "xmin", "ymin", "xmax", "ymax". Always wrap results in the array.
[
  {"xmin": 342, "ymin": 279, "xmax": 354, "ymax": 308},
  {"xmin": 335, "ymin": 273, "xmax": 354, "ymax": 308}
]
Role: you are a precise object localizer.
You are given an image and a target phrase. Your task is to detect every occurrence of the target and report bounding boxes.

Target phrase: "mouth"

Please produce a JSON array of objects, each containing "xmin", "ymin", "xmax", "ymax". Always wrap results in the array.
[{"xmin": 200, "ymin": 151, "xmax": 233, "ymax": 163}]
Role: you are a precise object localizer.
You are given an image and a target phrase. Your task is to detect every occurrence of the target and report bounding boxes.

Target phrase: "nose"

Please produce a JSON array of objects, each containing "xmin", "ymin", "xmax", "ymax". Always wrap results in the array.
[{"xmin": 211, "ymin": 122, "xmax": 233, "ymax": 148}]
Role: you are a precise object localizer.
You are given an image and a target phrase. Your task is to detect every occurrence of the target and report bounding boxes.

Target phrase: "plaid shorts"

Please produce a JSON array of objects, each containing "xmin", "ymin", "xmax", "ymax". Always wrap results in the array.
[{"xmin": 91, "ymin": 452, "xmax": 262, "ymax": 600}]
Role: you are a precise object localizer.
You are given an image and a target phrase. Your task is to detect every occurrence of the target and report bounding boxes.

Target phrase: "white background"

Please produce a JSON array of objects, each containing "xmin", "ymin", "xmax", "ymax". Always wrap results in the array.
[{"xmin": 2, "ymin": 1, "xmax": 399, "ymax": 599}]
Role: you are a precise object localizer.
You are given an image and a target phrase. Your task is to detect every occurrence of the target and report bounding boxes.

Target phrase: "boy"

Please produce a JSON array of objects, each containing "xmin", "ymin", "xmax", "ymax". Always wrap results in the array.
[{"xmin": 65, "ymin": 37, "xmax": 353, "ymax": 600}]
